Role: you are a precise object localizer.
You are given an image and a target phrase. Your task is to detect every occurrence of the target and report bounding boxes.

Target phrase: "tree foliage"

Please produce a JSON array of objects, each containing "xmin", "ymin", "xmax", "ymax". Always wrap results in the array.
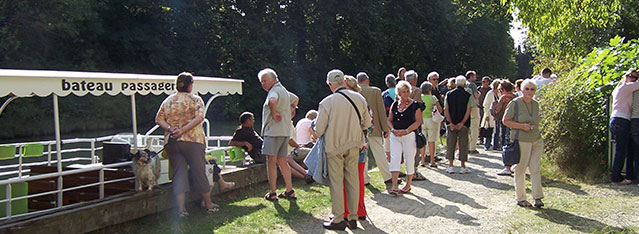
[
  {"xmin": 539, "ymin": 37, "xmax": 639, "ymax": 180},
  {"xmin": 506, "ymin": 0, "xmax": 639, "ymax": 58},
  {"xmin": 0, "ymin": 0, "xmax": 517, "ymax": 140}
]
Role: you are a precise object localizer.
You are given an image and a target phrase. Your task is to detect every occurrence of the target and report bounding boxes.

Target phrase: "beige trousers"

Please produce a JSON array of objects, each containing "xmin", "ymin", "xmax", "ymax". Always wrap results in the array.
[
  {"xmin": 365, "ymin": 136, "xmax": 391, "ymax": 182},
  {"xmin": 327, "ymin": 147, "xmax": 360, "ymax": 222},
  {"xmin": 514, "ymin": 139, "xmax": 544, "ymax": 202},
  {"xmin": 469, "ymin": 107, "xmax": 480, "ymax": 151}
]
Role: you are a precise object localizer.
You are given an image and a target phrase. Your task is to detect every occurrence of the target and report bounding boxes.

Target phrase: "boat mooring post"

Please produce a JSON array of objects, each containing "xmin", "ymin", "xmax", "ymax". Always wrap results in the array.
[{"xmin": 53, "ymin": 94, "xmax": 63, "ymax": 207}]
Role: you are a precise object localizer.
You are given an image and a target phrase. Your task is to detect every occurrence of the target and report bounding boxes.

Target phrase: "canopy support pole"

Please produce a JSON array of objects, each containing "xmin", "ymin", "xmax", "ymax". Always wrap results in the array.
[
  {"xmin": 131, "ymin": 94, "xmax": 138, "ymax": 151},
  {"xmin": 0, "ymin": 96, "xmax": 19, "ymax": 118},
  {"xmin": 53, "ymin": 94, "xmax": 63, "ymax": 207},
  {"xmin": 204, "ymin": 94, "xmax": 222, "ymax": 138}
]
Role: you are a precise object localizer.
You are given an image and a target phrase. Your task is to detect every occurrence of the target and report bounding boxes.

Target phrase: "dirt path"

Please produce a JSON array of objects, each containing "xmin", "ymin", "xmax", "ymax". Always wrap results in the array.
[{"xmin": 289, "ymin": 148, "xmax": 639, "ymax": 234}]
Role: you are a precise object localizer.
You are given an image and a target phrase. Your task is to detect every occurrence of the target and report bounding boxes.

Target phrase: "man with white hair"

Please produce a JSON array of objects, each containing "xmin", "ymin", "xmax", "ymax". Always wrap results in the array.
[
  {"xmin": 444, "ymin": 75, "xmax": 472, "ymax": 174},
  {"xmin": 405, "ymin": 70, "xmax": 427, "ymax": 181},
  {"xmin": 357, "ymin": 72, "xmax": 392, "ymax": 184},
  {"xmin": 258, "ymin": 68, "xmax": 295, "ymax": 201},
  {"xmin": 316, "ymin": 69, "xmax": 372, "ymax": 230}
]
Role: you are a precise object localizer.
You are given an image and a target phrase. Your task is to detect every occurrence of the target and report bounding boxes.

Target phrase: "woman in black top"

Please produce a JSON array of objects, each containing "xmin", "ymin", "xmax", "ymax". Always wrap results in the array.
[{"xmin": 387, "ymin": 81, "xmax": 423, "ymax": 195}]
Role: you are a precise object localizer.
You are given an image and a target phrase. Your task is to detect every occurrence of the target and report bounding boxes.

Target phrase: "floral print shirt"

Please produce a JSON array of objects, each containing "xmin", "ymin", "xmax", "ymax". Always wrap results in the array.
[{"xmin": 155, "ymin": 92, "xmax": 206, "ymax": 145}]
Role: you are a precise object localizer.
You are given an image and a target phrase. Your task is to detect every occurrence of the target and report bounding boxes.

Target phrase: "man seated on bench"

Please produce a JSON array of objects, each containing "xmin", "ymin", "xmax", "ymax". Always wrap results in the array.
[{"xmin": 229, "ymin": 112, "xmax": 266, "ymax": 164}]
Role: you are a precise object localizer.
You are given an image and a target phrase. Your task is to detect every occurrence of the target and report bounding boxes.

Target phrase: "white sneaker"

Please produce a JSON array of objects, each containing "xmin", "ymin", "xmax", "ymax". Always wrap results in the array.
[
  {"xmin": 460, "ymin": 167, "xmax": 471, "ymax": 174},
  {"xmin": 497, "ymin": 168, "xmax": 512, "ymax": 176},
  {"xmin": 446, "ymin": 166, "xmax": 455, "ymax": 174}
]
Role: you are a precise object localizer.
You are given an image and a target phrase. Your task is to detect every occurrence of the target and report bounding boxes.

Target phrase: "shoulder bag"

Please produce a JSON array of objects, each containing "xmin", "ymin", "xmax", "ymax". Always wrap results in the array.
[
  {"xmin": 501, "ymin": 99, "xmax": 520, "ymax": 165},
  {"xmin": 432, "ymin": 96, "xmax": 445, "ymax": 123}
]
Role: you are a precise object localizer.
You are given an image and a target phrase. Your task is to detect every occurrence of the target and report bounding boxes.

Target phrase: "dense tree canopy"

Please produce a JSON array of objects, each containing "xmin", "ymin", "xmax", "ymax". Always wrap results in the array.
[
  {"xmin": 0, "ymin": 0, "xmax": 516, "ymax": 139},
  {"xmin": 506, "ymin": 0, "xmax": 639, "ymax": 58}
]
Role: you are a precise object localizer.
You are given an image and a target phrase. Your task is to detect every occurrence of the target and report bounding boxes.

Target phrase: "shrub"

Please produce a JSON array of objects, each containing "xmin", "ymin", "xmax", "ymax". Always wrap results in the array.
[{"xmin": 539, "ymin": 36, "xmax": 639, "ymax": 182}]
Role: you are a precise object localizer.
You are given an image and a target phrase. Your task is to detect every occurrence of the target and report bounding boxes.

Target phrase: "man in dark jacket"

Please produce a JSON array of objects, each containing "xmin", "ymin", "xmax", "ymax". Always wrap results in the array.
[{"xmin": 444, "ymin": 76, "xmax": 472, "ymax": 174}]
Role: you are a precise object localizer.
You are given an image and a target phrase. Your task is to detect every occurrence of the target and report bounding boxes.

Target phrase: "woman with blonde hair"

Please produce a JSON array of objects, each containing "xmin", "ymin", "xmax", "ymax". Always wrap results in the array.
[{"xmin": 388, "ymin": 81, "xmax": 423, "ymax": 194}]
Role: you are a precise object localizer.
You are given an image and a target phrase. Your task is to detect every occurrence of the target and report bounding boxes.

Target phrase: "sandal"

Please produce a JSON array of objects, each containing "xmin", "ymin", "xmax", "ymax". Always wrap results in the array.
[
  {"xmin": 201, "ymin": 201, "xmax": 221, "ymax": 209},
  {"xmin": 517, "ymin": 200, "xmax": 532, "ymax": 207},
  {"xmin": 265, "ymin": 192, "xmax": 278, "ymax": 201},
  {"xmin": 278, "ymin": 189, "xmax": 297, "ymax": 200},
  {"xmin": 429, "ymin": 163, "xmax": 438, "ymax": 168},
  {"xmin": 534, "ymin": 199, "xmax": 544, "ymax": 208},
  {"xmin": 206, "ymin": 206, "xmax": 219, "ymax": 214},
  {"xmin": 400, "ymin": 187, "xmax": 411, "ymax": 194},
  {"xmin": 413, "ymin": 172, "xmax": 426, "ymax": 181},
  {"xmin": 389, "ymin": 189, "xmax": 399, "ymax": 195},
  {"xmin": 221, "ymin": 181, "xmax": 235, "ymax": 192},
  {"xmin": 178, "ymin": 210, "xmax": 189, "ymax": 218}
]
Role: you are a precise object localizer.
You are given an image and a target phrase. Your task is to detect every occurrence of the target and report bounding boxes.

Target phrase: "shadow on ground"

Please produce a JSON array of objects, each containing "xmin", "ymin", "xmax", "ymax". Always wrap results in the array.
[{"xmin": 534, "ymin": 208, "xmax": 626, "ymax": 233}]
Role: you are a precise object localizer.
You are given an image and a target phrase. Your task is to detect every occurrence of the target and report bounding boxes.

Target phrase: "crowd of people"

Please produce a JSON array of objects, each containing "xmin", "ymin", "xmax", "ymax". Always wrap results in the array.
[{"xmin": 156, "ymin": 67, "xmax": 639, "ymax": 229}]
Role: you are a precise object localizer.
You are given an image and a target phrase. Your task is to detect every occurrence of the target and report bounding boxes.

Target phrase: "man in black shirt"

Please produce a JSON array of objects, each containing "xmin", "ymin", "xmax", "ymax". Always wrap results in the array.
[
  {"xmin": 229, "ymin": 112, "xmax": 266, "ymax": 163},
  {"xmin": 444, "ymin": 76, "xmax": 472, "ymax": 174}
]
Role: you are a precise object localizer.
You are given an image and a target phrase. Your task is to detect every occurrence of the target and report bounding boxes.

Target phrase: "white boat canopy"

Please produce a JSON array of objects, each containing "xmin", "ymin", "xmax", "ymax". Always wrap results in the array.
[
  {"xmin": 0, "ymin": 69, "xmax": 243, "ymax": 170},
  {"xmin": 0, "ymin": 69, "xmax": 242, "ymax": 97}
]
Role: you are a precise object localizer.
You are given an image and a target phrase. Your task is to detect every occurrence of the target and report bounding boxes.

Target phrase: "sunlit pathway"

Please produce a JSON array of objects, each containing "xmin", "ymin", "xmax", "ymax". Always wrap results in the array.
[{"xmin": 293, "ymin": 149, "xmax": 516, "ymax": 233}]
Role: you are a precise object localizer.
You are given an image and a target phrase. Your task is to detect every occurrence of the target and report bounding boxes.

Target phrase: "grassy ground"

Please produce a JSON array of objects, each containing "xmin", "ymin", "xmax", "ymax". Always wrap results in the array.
[
  {"xmin": 96, "ymin": 145, "xmax": 639, "ymax": 234},
  {"xmin": 95, "ymin": 171, "xmax": 387, "ymax": 234}
]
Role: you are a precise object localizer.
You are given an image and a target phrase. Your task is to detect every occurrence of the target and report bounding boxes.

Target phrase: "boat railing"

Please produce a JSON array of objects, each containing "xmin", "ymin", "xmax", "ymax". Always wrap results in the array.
[
  {"xmin": 0, "ymin": 134, "xmax": 235, "ymax": 222},
  {"xmin": 0, "ymin": 161, "xmax": 134, "ymax": 221},
  {"xmin": 0, "ymin": 136, "xmax": 115, "ymax": 178}
]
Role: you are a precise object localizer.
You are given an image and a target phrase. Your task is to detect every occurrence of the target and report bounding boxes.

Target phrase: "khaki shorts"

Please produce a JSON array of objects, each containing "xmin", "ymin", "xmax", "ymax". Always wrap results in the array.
[
  {"xmin": 291, "ymin": 147, "xmax": 311, "ymax": 162},
  {"xmin": 262, "ymin": 136, "xmax": 289, "ymax": 157},
  {"xmin": 422, "ymin": 118, "xmax": 440, "ymax": 143}
]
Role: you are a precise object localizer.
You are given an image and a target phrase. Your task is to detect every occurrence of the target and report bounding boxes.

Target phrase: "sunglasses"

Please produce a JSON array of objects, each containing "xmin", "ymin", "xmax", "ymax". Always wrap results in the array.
[
  {"xmin": 524, "ymin": 87, "xmax": 536, "ymax": 91},
  {"xmin": 431, "ymin": 78, "xmax": 438, "ymax": 81}
]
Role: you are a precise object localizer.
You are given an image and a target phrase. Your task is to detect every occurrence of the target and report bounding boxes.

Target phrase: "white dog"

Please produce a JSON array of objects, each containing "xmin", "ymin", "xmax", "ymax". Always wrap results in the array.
[{"xmin": 133, "ymin": 149, "xmax": 161, "ymax": 191}]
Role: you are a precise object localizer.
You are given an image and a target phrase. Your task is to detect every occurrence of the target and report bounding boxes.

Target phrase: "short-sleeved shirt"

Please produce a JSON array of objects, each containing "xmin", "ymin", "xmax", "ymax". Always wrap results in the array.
[
  {"xmin": 421, "ymin": 94, "xmax": 437, "ymax": 118},
  {"xmin": 261, "ymin": 82, "xmax": 292, "ymax": 137},
  {"xmin": 155, "ymin": 92, "xmax": 206, "ymax": 144},
  {"xmin": 504, "ymin": 98, "xmax": 541, "ymax": 142},
  {"xmin": 391, "ymin": 100, "xmax": 420, "ymax": 130},
  {"xmin": 465, "ymin": 81, "xmax": 479, "ymax": 106},
  {"xmin": 295, "ymin": 118, "xmax": 314, "ymax": 145},
  {"xmin": 231, "ymin": 127, "xmax": 263, "ymax": 158}
]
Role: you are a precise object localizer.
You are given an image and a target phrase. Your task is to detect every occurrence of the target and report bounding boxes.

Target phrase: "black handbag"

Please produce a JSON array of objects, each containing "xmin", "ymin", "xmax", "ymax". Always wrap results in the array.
[
  {"xmin": 416, "ymin": 131, "xmax": 427, "ymax": 149},
  {"xmin": 479, "ymin": 127, "xmax": 493, "ymax": 138},
  {"xmin": 502, "ymin": 100, "xmax": 520, "ymax": 166}
]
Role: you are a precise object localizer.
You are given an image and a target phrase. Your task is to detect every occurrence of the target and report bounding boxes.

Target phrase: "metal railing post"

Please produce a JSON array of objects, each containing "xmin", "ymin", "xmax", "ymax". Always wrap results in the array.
[
  {"xmin": 18, "ymin": 145, "xmax": 23, "ymax": 177},
  {"xmin": 5, "ymin": 184, "xmax": 10, "ymax": 218},
  {"xmin": 90, "ymin": 141, "xmax": 96, "ymax": 164},
  {"xmin": 57, "ymin": 176, "xmax": 63, "ymax": 208},
  {"xmin": 47, "ymin": 144, "xmax": 52, "ymax": 166},
  {"xmin": 99, "ymin": 169, "xmax": 104, "ymax": 199}
]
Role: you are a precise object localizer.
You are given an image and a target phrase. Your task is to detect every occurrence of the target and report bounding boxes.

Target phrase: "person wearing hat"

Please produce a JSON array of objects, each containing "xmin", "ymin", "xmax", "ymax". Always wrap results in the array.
[{"xmin": 316, "ymin": 69, "xmax": 372, "ymax": 230}]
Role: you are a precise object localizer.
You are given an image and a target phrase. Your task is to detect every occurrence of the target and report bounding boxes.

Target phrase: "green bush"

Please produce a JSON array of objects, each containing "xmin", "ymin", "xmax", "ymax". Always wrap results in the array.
[{"xmin": 539, "ymin": 36, "xmax": 639, "ymax": 182}]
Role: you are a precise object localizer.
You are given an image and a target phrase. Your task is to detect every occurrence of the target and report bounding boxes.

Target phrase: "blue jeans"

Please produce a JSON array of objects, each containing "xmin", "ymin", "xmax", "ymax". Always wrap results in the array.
[
  {"xmin": 493, "ymin": 120, "xmax": 510, "ymax": 149},
  {"xmin": 610, "ymin": 117, "xmax": 635, "ymax": 182}
]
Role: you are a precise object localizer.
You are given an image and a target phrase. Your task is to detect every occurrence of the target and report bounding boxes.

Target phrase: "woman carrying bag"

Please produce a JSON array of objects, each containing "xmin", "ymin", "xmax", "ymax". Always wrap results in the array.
[{"xmin": 503, "ymin": 79, "xmax": 544, "ymax": 208}]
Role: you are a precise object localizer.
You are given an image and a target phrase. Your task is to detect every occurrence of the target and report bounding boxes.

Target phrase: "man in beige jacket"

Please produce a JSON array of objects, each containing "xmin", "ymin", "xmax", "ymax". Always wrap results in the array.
[
  {"xmin": 316, "ymin": 69, "xmax": 372, "ymax": 231},
  {"xmin": 357, "ymin": 72, "xmax": 392, "ymax": 184}
]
